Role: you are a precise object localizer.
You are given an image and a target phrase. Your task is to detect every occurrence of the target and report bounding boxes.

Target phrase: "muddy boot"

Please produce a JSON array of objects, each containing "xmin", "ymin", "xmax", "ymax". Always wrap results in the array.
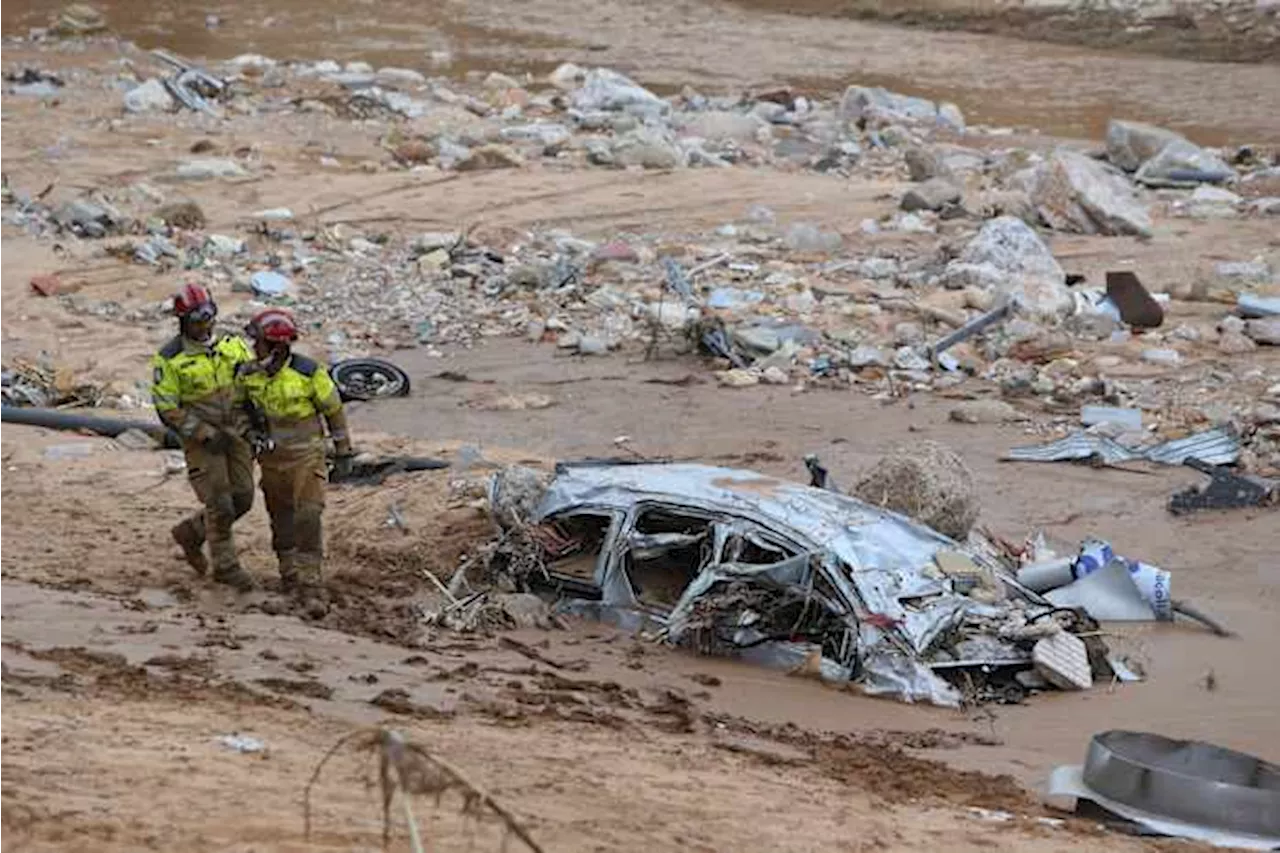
[
  {"xmin": 292, "ymin": 563, "xmax": 328, "ymax": 621},
  {"xmin": 171, "ymin": 520, "xmax": 208, "ymax": 576},
  {"xmin": 213, "ymin": 562, "xmax": 257, "ymax": 593}
]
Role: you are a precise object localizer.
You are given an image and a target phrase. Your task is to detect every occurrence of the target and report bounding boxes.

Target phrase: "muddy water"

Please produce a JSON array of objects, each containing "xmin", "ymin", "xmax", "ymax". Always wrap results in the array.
[{"xmin": 6, "ymin": 0, "xmax": 1280, "ymax": 142}]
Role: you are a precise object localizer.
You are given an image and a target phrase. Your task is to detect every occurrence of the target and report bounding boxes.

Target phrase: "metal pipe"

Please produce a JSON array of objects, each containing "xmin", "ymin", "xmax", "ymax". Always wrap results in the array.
[
  {"xmin": 1, "ymin": 406, "xmax": 181, "ymax": 448},
  {"xmin": 928, "ymin": 300, "xmax": 1012, "ymax": 360}
]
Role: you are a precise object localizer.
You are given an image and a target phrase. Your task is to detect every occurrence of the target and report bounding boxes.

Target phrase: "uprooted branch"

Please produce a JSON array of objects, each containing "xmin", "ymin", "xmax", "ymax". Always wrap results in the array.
[{"xmin": 304, "ymin": 727, "xmax": 546, "ymax": 853}]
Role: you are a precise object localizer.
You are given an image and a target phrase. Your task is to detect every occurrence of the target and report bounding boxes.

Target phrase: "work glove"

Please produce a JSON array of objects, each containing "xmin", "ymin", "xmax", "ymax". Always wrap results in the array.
[{"xmin": 330, "ymin": 453, "xmax": 355, "ymax": 482}]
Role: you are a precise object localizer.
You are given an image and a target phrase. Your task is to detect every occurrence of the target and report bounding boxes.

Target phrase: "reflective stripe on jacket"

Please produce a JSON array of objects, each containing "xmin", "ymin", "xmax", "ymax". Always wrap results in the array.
[{"xmin": 236, "ymin": 353, "xmax": 345, "ymax": 450}]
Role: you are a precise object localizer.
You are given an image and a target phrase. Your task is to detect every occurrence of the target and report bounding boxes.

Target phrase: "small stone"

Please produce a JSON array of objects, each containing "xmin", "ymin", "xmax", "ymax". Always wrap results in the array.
[
  {"xmin": 123, "ymin": 78, "xmax": 175, "ymax": 113},
  {"xmin": 392, "ymin": 139, "xmax": 435, "ymax": 165},
  {"xmin": 1136, "ymin": 139, "xmax": 1236, "ymax": 188},
  {"xmin": 901, "ymin": 178, "xmax": 960, "ymax": 212},
  {"xmin": 848, "ymin": 345, "xmax": 888, "ymax": 368},
  {"xmin": 1219, "ymin": 330, "xmax": 1257, "ymax": 354},
  {"xmin": 154, "ymin": 200, "xmax": 205, "ymax": 229},
  {"xmin": 761, "ymin": 366, "xmax": 790, "ymax": 385},
  {"xmin": 376, "ymin": 67, "xmax": 426, "ymax": 87},
  {"xmin": 611, "ymin": 128, "xmax": 683, "ymax": 169},
  {"xmin": 716, "ymin": 369, "xmax": 760, "ymax": 388},
  {"xmin": 175, "ymin": 158, "xmax": 248, "ymax": 180},
  {"xmin": 1105, "ymin": 119, "xmax": 1186, "ymax": 172},
  {"xmin": 416, "ymin": 248, "xmax": 451, "ymax": 273},
  {"xmin": 576, "ymin": 335, "xmax": 609, "ymax": 355},
  {"xmin": 904, "ymin": 146, "xmax": 951, "ymax": 182},
  {"xmin": 204, "ymin": 234, "xmax": 245, "ymax": 257},
  {"xmin": 894, "ymin": 321, "xmax": 925, "ymax": 347},
  {"xmin": 1245, "ymin": 317, "xmax": 1280, "ymax": 346},
  {"xmin": 949, "ymin": 399, "xmax": 1021, "ymax": 424},
  {"xmin": 1141, "ymin": 347, "xmax": 1183, "ymax": 366},
  {"xmin": 455, "ymin": 144, "xmax": 524, "ymax": 172}
]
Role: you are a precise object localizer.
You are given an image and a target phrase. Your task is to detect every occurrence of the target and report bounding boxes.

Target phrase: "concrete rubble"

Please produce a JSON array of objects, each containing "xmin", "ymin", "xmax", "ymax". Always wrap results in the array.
[{"xmin": 2, "ymin": 41, "xmax": 1278, "ymax": 485}]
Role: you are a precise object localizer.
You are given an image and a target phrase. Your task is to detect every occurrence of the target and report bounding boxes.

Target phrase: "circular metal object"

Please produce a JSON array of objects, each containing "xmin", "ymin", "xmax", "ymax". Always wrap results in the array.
[{"xmin": 1082, "ymin": 730, "xmax": 1280, "ymax": 838}]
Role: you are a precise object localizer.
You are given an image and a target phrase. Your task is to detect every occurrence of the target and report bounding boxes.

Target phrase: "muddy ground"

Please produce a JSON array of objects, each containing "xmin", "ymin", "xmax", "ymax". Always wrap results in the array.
[{"xmin": 3, "ymin": 5, "xmax": 1280, "ymax": 852}]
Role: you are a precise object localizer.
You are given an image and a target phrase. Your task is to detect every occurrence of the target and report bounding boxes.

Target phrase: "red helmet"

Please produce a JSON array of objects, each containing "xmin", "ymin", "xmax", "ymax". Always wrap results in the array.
[
  {"xmin": 173, "ymin": 283, "xmax": 215, "ymax": 319},
  {"xmin": 248, "ymin": 308, "xmax": 299, "ymax": 343}
]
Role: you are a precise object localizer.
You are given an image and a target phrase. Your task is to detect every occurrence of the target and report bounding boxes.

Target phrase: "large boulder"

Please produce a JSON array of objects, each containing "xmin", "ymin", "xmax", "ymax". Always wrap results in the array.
[
  {"xmin": 839, "ymin": 86, "xmax": 964, "ymax": 131},
  {"xmin": 570, "ymin": 68, "xmax": 666, "ymax": 115},
  {"xmin": 1105, "ymin": 119, "xmax": 1186, "ymax": 172},
  {"xmin": 944, "ymin": 216, "xmax": 1073, "ymax": 319},
  {"xmin": 1135, "ymin": 139, "xmax": 1237, "ymax": 188},
  {"xmin": 1032, "ymin": 148, "xmax": 1152, "ymax": 237}
]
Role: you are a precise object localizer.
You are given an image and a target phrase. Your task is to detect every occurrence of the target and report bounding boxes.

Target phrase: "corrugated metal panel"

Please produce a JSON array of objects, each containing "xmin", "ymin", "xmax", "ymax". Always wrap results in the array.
[
  {"xmin": 1143, "ymin": 425, "xmax": 1240, "ymax": 466},
  {"xmin": 1005, "ymin": 433, "xmax": 1140, "ymax": 465},
  {"xmin": 1007, "ymin": 426, "xmax": 1240, "ymax": 468}
]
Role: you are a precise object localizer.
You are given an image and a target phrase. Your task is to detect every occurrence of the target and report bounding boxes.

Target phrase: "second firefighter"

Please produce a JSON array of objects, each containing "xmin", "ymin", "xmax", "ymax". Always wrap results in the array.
[{"xmin": 237, "ymin": 308, "xmax": 354, "ymax": 594}]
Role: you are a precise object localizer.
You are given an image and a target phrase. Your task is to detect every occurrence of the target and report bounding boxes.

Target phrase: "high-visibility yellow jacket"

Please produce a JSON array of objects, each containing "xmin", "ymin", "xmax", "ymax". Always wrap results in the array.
[
  {"xmin": 150, "ymin": 334, "xmax": 254, "ymax": 439},
  {"xmin": 236, "ymin": 353, "xmax": 349, "ymax": 454}
]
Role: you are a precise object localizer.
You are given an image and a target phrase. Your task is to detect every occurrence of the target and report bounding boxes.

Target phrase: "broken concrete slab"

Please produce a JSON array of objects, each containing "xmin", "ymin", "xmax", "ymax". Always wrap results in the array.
[{"xmin": 1033, "ymin": 148, "xmax": 1152, "ymax": 237}]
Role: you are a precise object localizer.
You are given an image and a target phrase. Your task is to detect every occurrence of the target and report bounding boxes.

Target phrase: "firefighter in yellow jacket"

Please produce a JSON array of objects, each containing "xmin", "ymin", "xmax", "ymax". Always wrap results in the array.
[
  {"xmin": 151, "ymin": 283, "xmax": 257, "ymax": 591},
  {"xmin": 237, "ymin": 308, "xmax": 353, "ymax": 595}
]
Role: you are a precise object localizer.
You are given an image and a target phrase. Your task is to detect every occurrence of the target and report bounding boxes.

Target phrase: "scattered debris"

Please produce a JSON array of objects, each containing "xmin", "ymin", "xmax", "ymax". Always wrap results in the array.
[
  {"xmin": 331, "ymin": 358, "xmax": 411, "ymax": 402},
  {"xmin": 1168, "ymin": 458, "xmax": 1278, "ymax": 516},
  {"xmin": 218, "ymin": 733, "xmax": 266, "ymax": 754},
  {"xmin": 1046, "ymin": 731, "xmax": 1279, "ymax": 849},
  {"xmin": 1006, "ymin": 425, "xmax": 1241, "ymax": 468},
  {"xmin": 1104, "ymin": 271, "xmax": 1163, "ymax": 328}
]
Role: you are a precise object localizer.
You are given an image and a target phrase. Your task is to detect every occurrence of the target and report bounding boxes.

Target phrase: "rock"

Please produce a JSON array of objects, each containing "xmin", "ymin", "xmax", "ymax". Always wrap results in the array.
[
  {"xmin": 570, "ymin": 68, "xmax": 665, "ymax": 115},
  {"xmin": 414, "ymin": 232, "xmax": 461, "ymax": 253},
  {"xmin": 1135, "ymin": 139, "xmax": 1236, "ymax": 188},
  {"xmin": 901, "ymin": 178, "xmax": 960, "ymax": 212},
  {"xmin": 894, "ymin": 322, "xmax": 925, "ymax": 347},
  {"xmin": 228, "ymin": 54, "xmax": 276, "ymax": 71},
  {"xmin": 938, "ymin": 102, "xmax": 966, "ymax": 133},
  {"xmin": 611, "ymin": 128, "xmax": 683, "ymax": 169},
  {"xmin": 1141, "ymin": 347, "xmax": 1182, "ymax": 366},
  {"xmin": 1032, "ymin": 148, "xmax": 1152, "ymax": 237},
  {"xmin": 761, "ymin": 366, "xmax": 790, "ymax": 385},
  {"xmin": 548, "ymin": 62, "xmax": 586, "ymax": 90},
  {"xmin": 253, "ymin": 207, "xmax": 294, "ymax": 221},
  {"xmin": 1248, "ymin": 197, "xmax": 1280, "ymax": 216},
  {"xmin": 1246, "ymin": 317, "xmax": 1280, "ymax": 346},
  {"xmin": 948, "ymin": 216, "xmax": 1073, "ymax": 319},
  {"xmin": 123, "ymin": 79, "xmax": 174, "ymax": 113},
  {"xmin": 904, "ymin": 146, "xmax": 951, "ymax": 182},
  {"xmin": 1183, "ymin": 185, "xmax": 1242, "ymax": 219},
  {"xmin": 55, "ymin": 198, "xmax": 121, "ymax": 237},
  {"xmin": 435, "ymin": 138, "xmax": 472, "ymax": 170},
  {"xmin": 839, "ymin": 86, "xmax": 953, "ymax": 128},
  {"xmin": 676, "ymin": 110, "xmax": 766, "ymax": 143},
  {"xmin": 499, "ymin": 123, "xmax": 572, "ymax": 151},
  {"xmin": 1219, "ymin": 330, "xmax": 1258, "ymax": 354},
  {"xmin": 250, "ymin": 270, "xmax": 291, "ymax": 297},
  {"xmin": 392, "ymin": 139, "xmax": 435, "ymax": 165},
  {"xmin": 204, "ymin": 234, "xmax": 245, "ymax": 257},
  {"xmin": 51, "ymin": 4, "xmax": 106, "ymax": 36},
  {"xmin": 1105, "ymin": 119, "xmax": 1186, "ymax": 171},
  {"xmin": 156, "ymin": 198, "xmax": 206, "ymax": 227},
  {"xmin": 716, "ymin": 369, "xmax": 760, "ymax": 388},
  {"xmin": 175, "ymin": 158, "xmax": 247, "ymax": 180},
  {"xmin": 852, "ymin": 440, "xmax": 979, "ymax": 540},
  {"xmin": 848, "ymin": 345, "xmax": 888, "ymax": 368},
  {"xmin": 576, "ymin": 335, "xmax": 609, "ymax": 355},
  {"xmin": 949, "ymin": 399, "xmax": 1021, "ymax": 424},
  {"xmin": 376, "ymin": 67, "xmax": 426, "ymax": 87},
  {"xmin": 782, "ymin": 223, "xmax": 841, "ymax": 253},
  {"xmin": 456, "ymin": 144, "xmax": 524, "ymax": 172}
]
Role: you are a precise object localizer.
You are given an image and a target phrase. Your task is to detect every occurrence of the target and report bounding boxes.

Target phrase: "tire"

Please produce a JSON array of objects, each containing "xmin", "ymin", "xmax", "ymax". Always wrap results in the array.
[{"xmin": 331, "ymin": 358, "xmax": 411, "ymax": 402}]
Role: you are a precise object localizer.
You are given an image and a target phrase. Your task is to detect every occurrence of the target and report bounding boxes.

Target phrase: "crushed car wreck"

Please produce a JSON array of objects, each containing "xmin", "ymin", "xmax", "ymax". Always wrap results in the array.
[{"xmin": 482, "ymin": 461, "xmax": 1126, "ymax": 707}]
